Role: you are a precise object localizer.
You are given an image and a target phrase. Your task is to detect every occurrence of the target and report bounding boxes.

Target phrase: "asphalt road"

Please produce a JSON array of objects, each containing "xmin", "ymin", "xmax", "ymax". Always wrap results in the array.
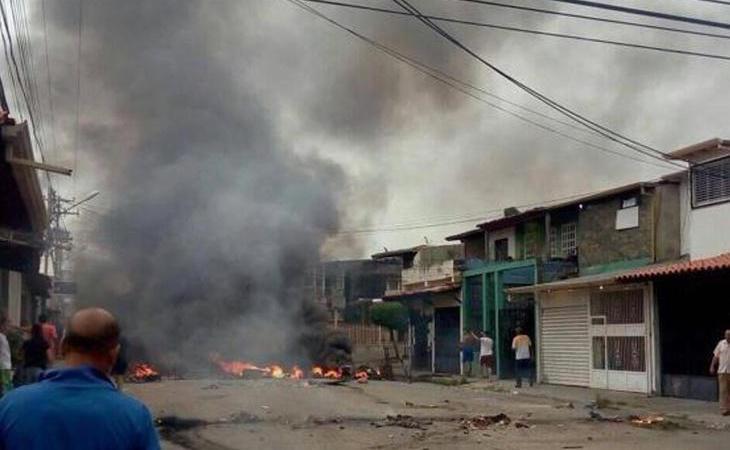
[{"xmin": 127, "ymin": 378, "xmax": 730, "ymax": 450}]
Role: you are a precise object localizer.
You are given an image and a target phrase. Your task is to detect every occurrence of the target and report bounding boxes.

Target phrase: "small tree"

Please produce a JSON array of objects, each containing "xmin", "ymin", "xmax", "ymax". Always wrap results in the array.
[{"xmin": 370, "ymin": 302, "xmax": 409, "ymax": 377}]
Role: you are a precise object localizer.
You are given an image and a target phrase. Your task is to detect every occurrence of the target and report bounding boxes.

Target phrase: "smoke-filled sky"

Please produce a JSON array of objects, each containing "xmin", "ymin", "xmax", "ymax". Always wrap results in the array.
[
  {"xmin": 20, "ymin": 0, "xmax": 727, "ymax": 258},
  {"xmin": 21, "ymin": 0, "xmax": 722, "ymax": 259}
]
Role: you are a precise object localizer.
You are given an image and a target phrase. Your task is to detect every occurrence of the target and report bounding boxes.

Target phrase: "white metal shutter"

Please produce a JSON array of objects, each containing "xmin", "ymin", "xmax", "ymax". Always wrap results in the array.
[{"xmin": 541, "ymin": 304, "xmax": 590, "ymax": 387}]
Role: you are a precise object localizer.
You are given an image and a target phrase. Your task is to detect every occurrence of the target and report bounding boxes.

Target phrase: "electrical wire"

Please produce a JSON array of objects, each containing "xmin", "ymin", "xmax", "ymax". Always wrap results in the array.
[
  {"xmin": 286, "ymin": 0, "xmax": 679, "ymax": 170},
  {"xmin": 41, "ymin": 0, "xmax": 57, "ymax": 162},
  {"xmin": 303, "ymin": 1, "xmax": 730, "ymax": 62},
  {"xmin": 0, "ymin": 0, "xmax": 47, "ymax": 164},
  {"xmin": 73, "ymin": 0, "xmax": 83, "ymax": 196},
  {"xmin": 540, "ymin": 0, "xmax": 730, "ymax": 30},
  {"xmin": 450, "ymin": 0, "xmax": 730, "ymax": 40},
  {"xmin": 693, "ymin": 0, "xmax": 730, "ymax": 5},
  {"xmin": 390, "ymin": 0, "xmax": 683, "ymax": 167}
]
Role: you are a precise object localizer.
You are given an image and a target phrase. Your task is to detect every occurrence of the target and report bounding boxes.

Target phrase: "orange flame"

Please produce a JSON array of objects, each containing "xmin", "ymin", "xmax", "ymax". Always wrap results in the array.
[
  {"xmin": 290, "ymin": 366, "xmax": 304, "ymax": 379},
  {"xmin": 323, "ymin": 368, "xmax": 342, "ymax": 379},
  {"xmin": 216, "ymin": 360, "xmax": 267, "ymax": 377},
  {"xmin": 212, "ymin": 358, "xmax": 343, "ymax": 380},
  {"xmin": 130, "ymin": 363, "xmax": 160, "ymax": 381},
  {"xmin": 267, "ymin": 365, "xmax": 285, "ymax": 379}
]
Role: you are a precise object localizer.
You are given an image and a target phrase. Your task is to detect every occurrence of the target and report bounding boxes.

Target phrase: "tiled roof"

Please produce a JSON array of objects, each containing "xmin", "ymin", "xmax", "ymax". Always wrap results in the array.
[{"xmin": 616, "ymin": 253, "xmax": 730, "ymax": 281}]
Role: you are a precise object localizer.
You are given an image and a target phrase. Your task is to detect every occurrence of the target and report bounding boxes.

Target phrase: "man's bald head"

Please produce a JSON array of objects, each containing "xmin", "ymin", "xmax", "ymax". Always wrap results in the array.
[{"xmin": 63, "ymin": 308, "xmax": 120, "ymax": 356}]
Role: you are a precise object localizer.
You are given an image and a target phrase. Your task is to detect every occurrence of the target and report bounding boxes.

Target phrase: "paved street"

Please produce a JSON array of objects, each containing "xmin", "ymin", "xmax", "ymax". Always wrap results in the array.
[{"xmin": 128, "ymin": 378, "xmax": 730, "ymax": 450}]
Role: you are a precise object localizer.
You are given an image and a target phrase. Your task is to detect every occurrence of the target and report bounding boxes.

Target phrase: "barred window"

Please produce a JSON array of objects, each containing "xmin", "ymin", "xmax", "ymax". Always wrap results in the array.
[
  {"xmin": 692, "ymin": 156, "xmax": 730, "ymax": 207},
  {"xmin": 549, "ymin": 222, "xmax": 577, "ymax": 258},
  {"xmin": 560, "ymin": 222, "xmax": 577, "ymax": 257}
]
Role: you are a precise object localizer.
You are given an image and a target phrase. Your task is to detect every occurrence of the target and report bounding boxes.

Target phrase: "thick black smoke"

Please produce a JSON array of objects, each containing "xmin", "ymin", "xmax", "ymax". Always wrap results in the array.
[{"xmin": 44, "ymin": 0, "xmax": 361, "ymax": 370}]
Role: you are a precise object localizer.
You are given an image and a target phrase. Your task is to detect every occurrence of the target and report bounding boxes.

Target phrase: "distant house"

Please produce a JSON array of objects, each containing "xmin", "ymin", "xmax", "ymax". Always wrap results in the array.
[
  {"xmin": 306, "ymin": 258, "xmax": 401, "ymax": 324},
  {"xmin": 373, "ymin": 244, "xmax": 463, "ymax": 374},
  {"xmin": 616, "ymin": 138, "xmax": 730, "ymax": 401},
  {"xmin": 0, "ymin": 122, "xmax": 51, "ymax": 326}
]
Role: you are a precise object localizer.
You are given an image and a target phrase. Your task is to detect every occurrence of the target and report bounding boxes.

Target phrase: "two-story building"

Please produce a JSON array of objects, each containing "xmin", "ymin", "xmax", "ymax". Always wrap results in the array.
[
  {"xmin": 449, "ymin": 178, "xmax": 681, "ymax": 391},
  {"xmin": 616, "ymin": 138, "xmax": 730, "ymax": 401},
  {"xmin": 446, "ymin": 207, "xmax": 579, "ymax": 379},
  {"xmin": 374, "ymin": 244, "xmax": 463, "ymax": 374}
]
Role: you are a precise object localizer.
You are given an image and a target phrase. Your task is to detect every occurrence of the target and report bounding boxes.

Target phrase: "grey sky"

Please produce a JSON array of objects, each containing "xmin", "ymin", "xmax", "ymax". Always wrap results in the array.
[{"xmin": 15, "ymin": 0, "xmax": 730, "ymax": 259}]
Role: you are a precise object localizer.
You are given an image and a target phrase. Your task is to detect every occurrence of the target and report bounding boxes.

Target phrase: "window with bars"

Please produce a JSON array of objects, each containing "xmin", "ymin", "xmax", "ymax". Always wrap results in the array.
[
  {"xmin": 560, "ymin": 222, "xmax": 577, "ymax": 257},
  {"xmin": 692, "ymin": 156, "xmax": 730, "ymax": 207},
  {"xmin": 549, "ymin": 222, "xmax": 577, "ymax": 258}
]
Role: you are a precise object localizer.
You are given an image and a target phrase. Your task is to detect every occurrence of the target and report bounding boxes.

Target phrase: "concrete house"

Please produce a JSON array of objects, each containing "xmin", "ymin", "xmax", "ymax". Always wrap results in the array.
[
  {"xmin": 1, "ymin": 122, "xmax": 51, "ymax": 326},
  {"xmin": 306, "ymin": 258, "xmax": 401, "ymax": 324},
  {"xmin": 373, "ymin": 244, "xmax": 463, "ymax": 374},
  {"xmin": 446, "ymin": 207, "xmax": 579, "ymax": 379},
  {"xmin": 616, "ymin": 138, "xmax": 730, "ymax": 401},
  {"xmin": 504, "ymin": 180, "xmax": 681, "ymax": 393}
]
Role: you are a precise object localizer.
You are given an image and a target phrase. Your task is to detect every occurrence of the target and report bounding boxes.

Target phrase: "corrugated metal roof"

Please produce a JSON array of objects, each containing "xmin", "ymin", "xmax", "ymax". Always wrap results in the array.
[{"xmin": 616, "ymin": 253, "xmax": 730, "ymax": 281}]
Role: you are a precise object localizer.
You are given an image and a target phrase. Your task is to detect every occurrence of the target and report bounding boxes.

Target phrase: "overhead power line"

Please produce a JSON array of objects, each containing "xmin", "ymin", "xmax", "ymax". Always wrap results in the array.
[
  {"xmin": 0, "ymin": 1, "xmax": 47, "ymax": 162},
  {"xmin": 389, "ymin": 0, "xmax": 682, "ymax": 167},
  {"xmin": 540, "ymin": 0, "xmax": 730, "ymax": 30},
  {"xmin": 303, "ymin": 1, "xmax": 730, "ymax": 61},
  {"xmin": 286, "ymin": 0, "xmax": 678, "ymax": 170},
  {"xmin": 451, "ymin": 0, "xmax": 730, "ymax": 40},
  {"xmin": 41, "ymin": 0, "xmax": 58, "ymax": 161},
  {"xmin": 694, "ymin": 0, "xmax": 730, "ymax": 5}
]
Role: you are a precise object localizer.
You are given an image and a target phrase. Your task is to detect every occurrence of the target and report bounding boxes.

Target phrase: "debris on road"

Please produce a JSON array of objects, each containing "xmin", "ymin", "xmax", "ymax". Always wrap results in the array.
[
  {"xmin": 460, "ymin": 413, "xmax": 511, "ymax": 430},
  {"xmin": 588, "ymin": 410, "xmax": 623, "ymax": 422},
  {"xmin": 628, "ymin": 415, "xmax": 681, "ymax": 430},
  {"xmin": 372, "ymin": 414, "xmax": 432, "ymax": 430}
]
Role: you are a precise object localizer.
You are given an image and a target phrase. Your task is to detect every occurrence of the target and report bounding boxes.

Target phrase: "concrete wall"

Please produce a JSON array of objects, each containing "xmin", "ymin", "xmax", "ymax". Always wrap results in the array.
[
  {"xmin": 463, "ymin": 233, "xmax": 485, "ymax": 260},
  {"xmin": 679, "ymin": 174, "xmax": 730, "ymax": 258},
  {"xmin": 578, "ymin": 191, "xmax": 652, "ymax": 271},
  {"xmin": 488, "ymin": 227, "xmax": 516, "ymax": 260},
  {"xmin": 402, "ymin": 245, "xmax": 462, "ymax": 286},
  {"xmin": 654, "ymin": 183, "xmax": 681, "ymax": 263}
]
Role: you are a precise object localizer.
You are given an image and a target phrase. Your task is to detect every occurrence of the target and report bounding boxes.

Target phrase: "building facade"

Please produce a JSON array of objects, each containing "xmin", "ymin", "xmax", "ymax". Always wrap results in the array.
[
  {"xmin": 614, "ymin": 138, "xmax": 730, "ymax": 400},
  {"xmin": 374, "ymin": 245, "xmax": 463, "ymax": 374}
]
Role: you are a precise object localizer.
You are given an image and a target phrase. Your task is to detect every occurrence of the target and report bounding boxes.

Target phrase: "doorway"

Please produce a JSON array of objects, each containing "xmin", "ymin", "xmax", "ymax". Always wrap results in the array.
[{"xmin": 434, "ymin": 307, "xmax": 460, "ymax": 374}]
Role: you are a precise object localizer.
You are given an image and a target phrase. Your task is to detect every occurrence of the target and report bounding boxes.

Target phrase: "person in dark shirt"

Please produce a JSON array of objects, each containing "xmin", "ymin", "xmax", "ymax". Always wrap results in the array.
[
  {"xmin": 20, "ymin": 324, "xmax": 49, "ymax": 385},
  {"xmin": 0, "ymin": 308, "xmax": 160, "ymax": 450}
]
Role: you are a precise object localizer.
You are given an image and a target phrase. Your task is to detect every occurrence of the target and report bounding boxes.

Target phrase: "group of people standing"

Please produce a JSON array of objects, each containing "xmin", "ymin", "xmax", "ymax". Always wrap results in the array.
[
  {"xmin": 0, "ymin": 314, "xmax": 59, "ymax": 396},
  {"xmin": 460, "ymin": 327, "xmax": 534, "ymax": 388}
]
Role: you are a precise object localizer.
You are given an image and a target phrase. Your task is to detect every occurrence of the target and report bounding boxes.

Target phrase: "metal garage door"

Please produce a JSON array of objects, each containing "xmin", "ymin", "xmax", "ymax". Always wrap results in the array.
[{"xmin": 540, "ymin": 302, "xmax": 590, "ymax": 387}]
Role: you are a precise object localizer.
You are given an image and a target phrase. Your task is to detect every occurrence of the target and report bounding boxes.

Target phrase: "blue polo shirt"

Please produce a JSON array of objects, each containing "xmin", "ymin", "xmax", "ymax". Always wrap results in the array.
[{"xmin": 0, "ymin": 365, "xmax": 160, "ymax": 450}]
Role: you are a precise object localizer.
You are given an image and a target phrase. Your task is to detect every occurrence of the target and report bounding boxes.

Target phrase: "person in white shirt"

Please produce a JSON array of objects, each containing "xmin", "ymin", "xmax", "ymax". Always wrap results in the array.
[
  {"xmin": 479, "ymin": 331, "xmax": 494, "ymax": 379},
  {"xmin": 512, "ymin": 327, "xmax": 533, "ymax": 388},
  {"xmin": 710, "ymin": 329, "xmax": 730, "ymax": 416},
  {"xmin": 0, "ymin": 317, "xmax": 12, "ymax": 397}
]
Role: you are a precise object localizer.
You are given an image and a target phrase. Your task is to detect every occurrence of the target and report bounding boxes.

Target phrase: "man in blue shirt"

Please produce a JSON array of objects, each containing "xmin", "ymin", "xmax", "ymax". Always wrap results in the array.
[{"xmin": 0, "ymin": 308, "xmax": 160, "ymax": 450}]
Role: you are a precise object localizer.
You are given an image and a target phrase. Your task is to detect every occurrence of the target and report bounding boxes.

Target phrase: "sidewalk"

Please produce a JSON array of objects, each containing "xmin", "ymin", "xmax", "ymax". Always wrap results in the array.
[{"xmin": 461, "ymin": 378, "xmax": 730, "ymax": 429}]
